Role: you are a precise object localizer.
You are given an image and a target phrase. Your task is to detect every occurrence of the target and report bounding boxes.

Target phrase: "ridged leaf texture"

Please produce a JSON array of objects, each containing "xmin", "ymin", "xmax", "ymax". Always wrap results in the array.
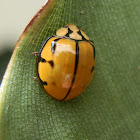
[{"xmin": 0, "ymin": 0, "xmax": 140, "ymax": 139}]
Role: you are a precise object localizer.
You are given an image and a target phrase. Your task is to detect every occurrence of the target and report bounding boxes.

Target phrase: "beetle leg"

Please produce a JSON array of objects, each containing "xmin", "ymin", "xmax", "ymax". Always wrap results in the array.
[
  {"xmin": 32, "ymin": 52, "xmax": 38, "ymax": 56},
  {"xmin": 34, "ymin": 77, "xmax": 39, "ymax": 81}
]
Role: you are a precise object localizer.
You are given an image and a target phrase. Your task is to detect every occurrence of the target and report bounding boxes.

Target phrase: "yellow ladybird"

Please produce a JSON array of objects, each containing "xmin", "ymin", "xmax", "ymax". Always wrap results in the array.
[{"xmin": 36, "ymin": 24, "xmax": 95, "ymax": 101}]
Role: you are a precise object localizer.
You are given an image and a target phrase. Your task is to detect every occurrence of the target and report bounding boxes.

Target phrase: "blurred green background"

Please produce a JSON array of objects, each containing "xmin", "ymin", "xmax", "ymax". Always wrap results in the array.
[{"xmin": 0, "ymin": 0, "xmax": 47, "ymax": 84}]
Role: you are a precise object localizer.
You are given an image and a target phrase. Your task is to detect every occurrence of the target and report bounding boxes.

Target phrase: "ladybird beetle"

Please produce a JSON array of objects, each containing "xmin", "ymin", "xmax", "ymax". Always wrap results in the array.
[{"xmin": 35, "ymin": 24, "xmax": 95, "ymax": 101}]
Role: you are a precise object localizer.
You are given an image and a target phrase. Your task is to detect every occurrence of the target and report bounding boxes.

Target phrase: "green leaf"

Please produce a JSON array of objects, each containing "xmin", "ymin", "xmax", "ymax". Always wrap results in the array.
[{"xmin": 0, "ymin": 0, "xmax": 140, "ymax": 139}]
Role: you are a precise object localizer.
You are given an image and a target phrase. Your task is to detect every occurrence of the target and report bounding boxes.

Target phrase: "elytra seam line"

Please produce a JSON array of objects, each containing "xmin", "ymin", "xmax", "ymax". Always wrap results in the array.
[{"xmin": 61, "ymin": 41, "xmax": 79, "ymax": 100}]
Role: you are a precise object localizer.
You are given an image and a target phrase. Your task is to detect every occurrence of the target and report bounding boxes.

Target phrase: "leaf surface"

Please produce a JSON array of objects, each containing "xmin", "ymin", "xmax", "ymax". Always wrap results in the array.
[{"xmin": 0, "ymin": 0, "xmax": 140, "ymax": 139}]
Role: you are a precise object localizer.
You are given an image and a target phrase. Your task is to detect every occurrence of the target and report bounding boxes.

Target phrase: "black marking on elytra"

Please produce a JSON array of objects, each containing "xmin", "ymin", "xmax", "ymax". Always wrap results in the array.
[
  {"xmin": 61, "ymin": 41, "xmax": 79, "ymax": 101},
  {"xmin": 65, "ymin": 28, "xmax": 73, "ymax": 37},
  {"xmin": 43, "ymin": 81, "xmax": 48, "ymax": 85},
  {"xmin": 48, "ymin": 60, "xmax": 54, "ymax": 68},
  {"xmin": 37, "ymin": 54, "xmax": 54, "ymax": 68},
  {"xmin": 38, "ymin": 74, "xmax": 48, "ymax": 86},
  {"xmin": 36, "ymin": 56, "xmax": 48, "ymax": 86},
  {"xmin": 37, "ymin": 55, "xmax": 46, "ymax": 63},
  {"xmin": 52, "ymin": 81, "xmax": 56, "ymax": 85},
  {"xmin": 51, "ymin": 38, "xmax": 60, "ymax": 54},
  {"xmin": 77, "ymin": 30, "xmax": 86, "ymax": 40},
  {"xmin": 91, "ymin": 66, "xmax": 95, "ymax": 73},
  {"xmin": 41, "ymin": 58, "xmax": 46, "ymax": 62}
]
